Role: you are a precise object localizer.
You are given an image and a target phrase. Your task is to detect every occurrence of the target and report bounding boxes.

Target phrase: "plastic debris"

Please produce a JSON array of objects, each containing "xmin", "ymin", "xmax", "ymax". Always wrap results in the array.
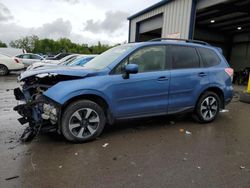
[
  {"xmin": 220, "ymin": 109, "xmax": 229, "ymax": 113},
  {"xmin": 179, "ymin": 129, "xmax": 184, "ymax": 133},
  {"xmin": 137, "ymin": 174, "xmax": 142, "ymax": 177},
  {"xmin": 131, "ymin": 161, "xmax": 136, "ymax": 166},
  {"xmin": 240, "ymin": 166, "xmax": 246, "ymax": 169},
  {"xmin": 5, "ymin": 176, "xmax": 19, "ymax": 181},
  {"xmin": 170, "ymin": 121, "xmax": 175, "ymax": 125},
  {"xmin": 185, "ymin": 131, "xmax": 192, "ymax": 135},
  {"xmin": 59, "ymin": 165, "xmax": 63, "ymax": 168},
  {"xmin": 183, "ymin": 158, "xmax": 188, "ymax": 161},
  {"xmin": 102, "ymin": 143, "xmax": 109, "ymax": 148},
  {"xmin": 197, "ymin": 166, "xmax": 201, "ymax": 169},
  {"xmin": 75, "ymin": 152, "xmax": 78, "ymax": 156}
]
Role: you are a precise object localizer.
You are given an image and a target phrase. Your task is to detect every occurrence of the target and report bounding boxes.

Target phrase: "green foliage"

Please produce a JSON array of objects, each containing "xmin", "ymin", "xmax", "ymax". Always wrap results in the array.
[
  {"xmin": 9, "ymin": 36, "xmax": 115, "ymax": 55},
  {"xmin": 9, "ymin": 35, "xmax": 39, "ymax": 52},
  {"xmin": 0, "ymin": 40, "xmax": 7, "ymax": 47}
]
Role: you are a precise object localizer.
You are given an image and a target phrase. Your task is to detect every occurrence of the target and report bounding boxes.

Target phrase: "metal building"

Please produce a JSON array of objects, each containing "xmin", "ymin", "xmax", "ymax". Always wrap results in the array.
[{"xmin": 128, "ymin": 0, "xmax": 250, "ymax": 71}]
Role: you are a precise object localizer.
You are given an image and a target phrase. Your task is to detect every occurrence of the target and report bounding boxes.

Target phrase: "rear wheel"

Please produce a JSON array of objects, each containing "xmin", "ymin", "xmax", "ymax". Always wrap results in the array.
[
  {"xmin": 61, "ymin": 100, "xmax": 106, "ymax": 142},
  {"xmin": 0, "ymin": 65, "xmax": 9, "ymax": 76},
  {"xmin": 193, "ymin": 91, "xmax": 221, "ymax": 123}
]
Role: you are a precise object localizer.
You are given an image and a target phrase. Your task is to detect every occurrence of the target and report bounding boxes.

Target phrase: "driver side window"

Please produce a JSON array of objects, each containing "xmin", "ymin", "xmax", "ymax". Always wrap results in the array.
[{"xmin": 113, "ymin": 45, "xmax": 166, "ymax": 74}]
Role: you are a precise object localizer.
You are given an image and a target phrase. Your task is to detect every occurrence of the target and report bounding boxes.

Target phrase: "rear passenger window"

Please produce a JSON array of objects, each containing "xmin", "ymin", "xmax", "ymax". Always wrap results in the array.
[
  {"xmin": 198, "ymin": 48, "xmax": 221, "ymax": 67},
  {"xmin": 171, "ymin": 46, "xmax": 200, "ymax": 69}
]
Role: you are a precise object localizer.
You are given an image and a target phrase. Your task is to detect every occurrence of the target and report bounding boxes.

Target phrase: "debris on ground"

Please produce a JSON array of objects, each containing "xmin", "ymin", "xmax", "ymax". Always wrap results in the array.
[
  {"xmin": 130, "ymin": 161, "xmax": 136, "ymax": 166},
  {"xmin": 185, "ymin": 131, "xmax": 192, "ymax": 135},
  {"xmin": 58, "ymin": 165, "xmax": 63, "ymax": 169},
  {"xmin": 5, "ymin": 176, "xmax": 19, "ymax": 181},
  {"xmin": 179, "ymin": 128, "xmax": 184, "ymax": 133},
  {"xmin": 170, "ymin": 121, "xmax": 175, "ymax": 125},
  {"xmin": 31, "ymin": 154, "xmax": 36, "ymax": 170},
  {"xmin": 137, "ymin": 173, "xmax": 142, "ymax": 177},
  {"xmin": 197, "ymin": 166, "xmax": 201, "ymax": 170},
  {"xmin": 220, "ymin": 109, "xmax": 229, "ymax": 113},
  {"xmin": 240, "ymin": 166, "xmax": 246, "ymax": 169},
  {"xmin": 75, "ymin": 152, "xmax": 78, "ymax": 156},
  {"xmin": 102, "ymin": 143, "xmax": 109, "ymax": 148},
  {"xmin": 183, "ymin": 158, "xmax": 188, "ymax": 161}
]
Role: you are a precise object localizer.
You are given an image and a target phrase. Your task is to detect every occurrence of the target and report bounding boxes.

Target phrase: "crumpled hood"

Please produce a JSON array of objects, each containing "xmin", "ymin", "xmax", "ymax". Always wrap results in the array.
[{"xmin": 19, "ymin": 66, "xmax": 95, "ymax": 81}]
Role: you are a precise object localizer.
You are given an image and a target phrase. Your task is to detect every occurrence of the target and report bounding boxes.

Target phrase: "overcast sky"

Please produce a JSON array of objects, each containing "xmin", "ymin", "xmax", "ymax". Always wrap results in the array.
[{"xmin": 0, "ymin": 0, "xmax": 159, "ymax": 45}]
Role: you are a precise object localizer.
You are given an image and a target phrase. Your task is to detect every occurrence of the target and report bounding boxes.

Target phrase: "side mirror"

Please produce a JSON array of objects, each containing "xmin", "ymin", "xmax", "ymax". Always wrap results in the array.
[{"xmin": 123, "ymin": 64, "xmax": 138, "ymax": 79}]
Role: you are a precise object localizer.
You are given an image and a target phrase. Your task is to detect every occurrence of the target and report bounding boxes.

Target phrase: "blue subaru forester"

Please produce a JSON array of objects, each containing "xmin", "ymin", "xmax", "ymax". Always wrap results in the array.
[{"xmin": 14, "ymin": 39, "xmax": 234, "ymax": 142}]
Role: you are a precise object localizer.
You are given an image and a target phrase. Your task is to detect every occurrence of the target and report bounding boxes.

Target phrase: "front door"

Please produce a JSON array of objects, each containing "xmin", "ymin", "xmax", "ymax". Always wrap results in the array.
[{"xmin": 109, "ymin": 45, "xmax": 170, "ymax": 118}]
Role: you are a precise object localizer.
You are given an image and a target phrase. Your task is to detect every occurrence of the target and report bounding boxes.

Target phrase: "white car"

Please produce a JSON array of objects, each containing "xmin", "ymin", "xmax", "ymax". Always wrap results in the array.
[
  {"xmin": 28, "ymin": 54, "xmax": 97, "ymax": 70},
  {"xmin": 0, "ymin": 53, "xmax": 25, "ymax": 76},
  {"xmin": 16, "ymin": 53, "xmax": 44, "ymax": 67},
  {"xmin": 43, "ymin": 54, "xmax": 79, "ymax": 64}
]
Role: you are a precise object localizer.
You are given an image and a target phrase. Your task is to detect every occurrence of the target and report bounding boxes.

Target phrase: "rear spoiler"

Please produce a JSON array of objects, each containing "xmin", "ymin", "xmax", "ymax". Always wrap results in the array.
[{"xmin": 214, "ymin": 47, "xmax": 223, "ymax": 54}]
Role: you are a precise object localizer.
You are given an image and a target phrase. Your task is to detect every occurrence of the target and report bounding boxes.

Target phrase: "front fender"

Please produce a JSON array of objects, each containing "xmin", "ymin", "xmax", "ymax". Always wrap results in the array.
[{"xmin": 43, "ymin": 78, "xmax": 112, "ymax": 109}]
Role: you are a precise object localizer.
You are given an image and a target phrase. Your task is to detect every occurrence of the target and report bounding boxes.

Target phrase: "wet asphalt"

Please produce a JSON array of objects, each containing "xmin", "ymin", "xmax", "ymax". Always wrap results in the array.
[{"xmin": 0, "ymin": 73, "xmax": 250, "ymax": 188}]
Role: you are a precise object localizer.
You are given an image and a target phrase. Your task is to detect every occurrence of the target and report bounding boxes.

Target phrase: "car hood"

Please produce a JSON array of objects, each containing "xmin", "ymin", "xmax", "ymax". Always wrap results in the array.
[
  {"xmin": 19, "ymin": 66, "xmax": 95, "ymax": 81},
  {"xmin": 27, "ymin": 62, "xmax": 58, "ymax": 70}
]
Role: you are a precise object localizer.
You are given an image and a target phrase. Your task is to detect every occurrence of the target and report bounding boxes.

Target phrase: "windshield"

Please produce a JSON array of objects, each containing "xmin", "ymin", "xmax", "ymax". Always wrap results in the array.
[
  {"xmin": 68, "ymin": 57, "xmax": 94, "ymax": 66},
  {"xmin": 59, "ymin": 56, "xmax": 78, "ymax": 65},
  {"xmin": 83, "ymin": 44, "xmax": 134, "ymax": 70}
]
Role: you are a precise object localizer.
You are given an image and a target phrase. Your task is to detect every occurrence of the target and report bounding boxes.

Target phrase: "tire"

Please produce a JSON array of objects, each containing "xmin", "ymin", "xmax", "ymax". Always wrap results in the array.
[
  {"xmin": 0, "ymin": 64, "xmax": 9, "ymax": 76},
  {"xmin": 193, "ymin": 91, "xmax": 221, "ymax": 123},
  {"xmin": 239, "ymin": 91, "xmax": 250, "ymax": 104},
  {"xmin": 61, "ymin": 100, "xmax": 106, "ymax": 143}
]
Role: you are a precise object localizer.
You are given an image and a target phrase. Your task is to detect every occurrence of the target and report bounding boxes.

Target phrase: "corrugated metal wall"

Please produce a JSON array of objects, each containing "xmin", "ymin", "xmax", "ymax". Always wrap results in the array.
[{"xmin": 129, "ymin": 0, "xmax": 193, "ymax": 42}]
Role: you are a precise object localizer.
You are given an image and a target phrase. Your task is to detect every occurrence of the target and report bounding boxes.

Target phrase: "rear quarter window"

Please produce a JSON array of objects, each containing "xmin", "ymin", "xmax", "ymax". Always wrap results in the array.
[{"xmin": 198, "ymin": 48, "xmax": 221, "ymax": 67}]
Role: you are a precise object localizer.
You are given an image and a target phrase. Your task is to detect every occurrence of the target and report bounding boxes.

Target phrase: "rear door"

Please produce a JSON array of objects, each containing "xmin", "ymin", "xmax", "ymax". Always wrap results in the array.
[{"xmin": 168, "ymin": 45, "xmax": 210, "ymax": 113}]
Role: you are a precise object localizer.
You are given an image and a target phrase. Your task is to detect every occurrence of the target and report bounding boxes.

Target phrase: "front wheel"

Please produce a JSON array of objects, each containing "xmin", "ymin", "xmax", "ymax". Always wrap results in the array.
[
  {"xmin": 0, "ymin": 65, "xmax": 9, "ymax": 76},
  {"xmin": 193, "ymin": 91, "xmax": 221, "ymax": 123},
  {"xmin": 61, "ymin": 100, "xmax": 106, "ymax": 142}
]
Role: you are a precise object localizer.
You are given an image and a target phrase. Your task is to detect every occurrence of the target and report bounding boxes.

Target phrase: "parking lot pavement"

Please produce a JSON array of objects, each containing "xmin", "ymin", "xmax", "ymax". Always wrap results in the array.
[{"xmin": 0, "ymin": 74, "xmax": 249, "ymax": 188}]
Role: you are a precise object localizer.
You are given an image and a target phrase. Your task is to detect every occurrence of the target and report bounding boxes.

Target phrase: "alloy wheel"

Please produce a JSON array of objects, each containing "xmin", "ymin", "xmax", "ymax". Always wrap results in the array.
[
  {"xmin": 68, "ymin": 108, "xmax": 100, "ymax": 139},
  {"xmin": 200, "ymin": 96, "xmax": 218, "ymax": 121},
  {"xmin": 0, "ymin": 65, "xmax": 8, "ymax": 76}
]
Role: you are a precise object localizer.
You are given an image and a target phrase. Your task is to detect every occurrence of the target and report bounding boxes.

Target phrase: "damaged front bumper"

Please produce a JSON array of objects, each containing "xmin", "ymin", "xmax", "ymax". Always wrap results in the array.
[{"xmin": 13, "ymin": 87, "xmax": 61, "ymax": 141}]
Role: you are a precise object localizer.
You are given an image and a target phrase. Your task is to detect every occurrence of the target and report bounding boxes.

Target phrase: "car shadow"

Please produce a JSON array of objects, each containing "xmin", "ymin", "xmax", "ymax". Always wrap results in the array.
[{"xmin": 41, "ymin": 113, "xmax": 195, "ymax": 143}]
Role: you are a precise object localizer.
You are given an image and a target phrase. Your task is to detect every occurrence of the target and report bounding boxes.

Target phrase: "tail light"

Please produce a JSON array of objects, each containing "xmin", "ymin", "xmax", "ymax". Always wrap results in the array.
[
  {"xmin": 14, "ymin": 58, "xmax": 20, "ymax": 63},
  {"xmin": 225, "ymin": 68, "xmax": 234, "ymax": 82}
]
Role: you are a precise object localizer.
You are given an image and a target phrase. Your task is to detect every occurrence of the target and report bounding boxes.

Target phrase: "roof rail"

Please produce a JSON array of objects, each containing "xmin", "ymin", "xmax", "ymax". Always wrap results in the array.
[{"xmin": 148, "ymin": 38, "xmax": 210, "ymax": 46}]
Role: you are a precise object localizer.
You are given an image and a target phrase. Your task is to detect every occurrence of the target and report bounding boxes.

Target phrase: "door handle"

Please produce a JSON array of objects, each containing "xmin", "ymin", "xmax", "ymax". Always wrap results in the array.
[
  {"xmin": 198, "ymin": 72, "xmax": 207, "ymax": 77},
  {"xmin": 157, "ymin": 76, "xmax": 169, "ymax": 81}
]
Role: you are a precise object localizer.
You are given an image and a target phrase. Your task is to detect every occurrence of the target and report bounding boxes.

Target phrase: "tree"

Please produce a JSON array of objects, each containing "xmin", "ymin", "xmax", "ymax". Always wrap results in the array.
[
  {"xmin": 9, "ymin": 36, "xmax": 115, "ymax": 55},
  {"xmin": 0, "ymin": 41, "xmax": 7, "ymax": 47},
  {"xmin": 9, "ymin": 35, "xmax": 39, "ymax": 52}
]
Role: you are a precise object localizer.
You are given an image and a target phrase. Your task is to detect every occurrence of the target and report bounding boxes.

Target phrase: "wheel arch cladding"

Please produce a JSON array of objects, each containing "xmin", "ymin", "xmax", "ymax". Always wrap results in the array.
[
  {"xmin": 62, "ymin": 94, "xmax": 108, "ymax": 112},
  {"xmin": 197, "ymin": 87, "xmax": 225, "ymax": 109}
]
